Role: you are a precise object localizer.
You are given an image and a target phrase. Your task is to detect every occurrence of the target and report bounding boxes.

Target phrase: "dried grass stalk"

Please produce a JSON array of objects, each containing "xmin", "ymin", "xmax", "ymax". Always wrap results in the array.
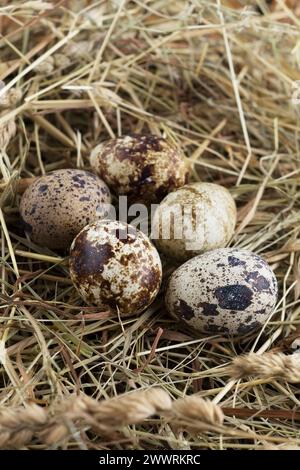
[
  {"xmin": 171, "ymin": 395, "xmax": 224, "ymax": 427},
  {"xmin": 229, "ymin": 352, "xmax": 300, "ymax": 383},
  {"xmin": 0, "ymin": 403, "xmax": 47, "ymax": 448},
  {"xmin": 0, "ymin": 388, "xmax": 172, "ymax": 449},
  {"xmin": 0, "ymin": 388, "xmax": 227, "ymax": 449},
  {"xmin": 2, "ymin": 0, "xmax": 300, "ymax": 450},
  {"xmin": 262, "ymin": 443, "xmax": 300, "ymax": 450},
  {"xmin": 0, "ymin": 86, "xmax": 21, "ymax": 149}
]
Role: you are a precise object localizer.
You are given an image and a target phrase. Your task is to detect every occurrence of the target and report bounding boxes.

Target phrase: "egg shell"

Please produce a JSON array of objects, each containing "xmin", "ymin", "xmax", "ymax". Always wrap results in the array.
[
  {"xmin": 90, "ymin": 134, "xmax": 188, "ymax": 204},
  {"xmin": 152, "ymin": 182, "xmax": 237, "ymax": 261},
  {"xmin": 69, "ymin": 219, "xmax": 162, "ymax": 315},
  {"xmin": 165, "ymin": 248, "xmax": 278, "ymax": 336},
  {"xmin": 20, "ymin": 169, "xmax": 111, "ymax": 250}
]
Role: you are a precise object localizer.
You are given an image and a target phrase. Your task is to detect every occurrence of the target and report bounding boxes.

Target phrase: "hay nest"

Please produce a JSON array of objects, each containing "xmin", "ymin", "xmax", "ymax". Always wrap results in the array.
[{"xmin": 1, "ymin": 0, "xmax": 300, "ymax": 450}]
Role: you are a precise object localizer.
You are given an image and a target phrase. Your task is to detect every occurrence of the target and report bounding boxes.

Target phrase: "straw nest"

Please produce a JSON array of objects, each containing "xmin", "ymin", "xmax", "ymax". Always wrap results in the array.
[{"xmin": 1, "ymin": 0, "xmax": 300, "ymax": 450}]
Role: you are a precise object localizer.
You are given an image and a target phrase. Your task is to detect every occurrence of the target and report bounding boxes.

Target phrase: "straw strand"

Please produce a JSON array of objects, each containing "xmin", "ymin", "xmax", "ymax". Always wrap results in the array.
[{"xmin": 228, "ymin": 352, "xmax": 300, "ymax": 383}]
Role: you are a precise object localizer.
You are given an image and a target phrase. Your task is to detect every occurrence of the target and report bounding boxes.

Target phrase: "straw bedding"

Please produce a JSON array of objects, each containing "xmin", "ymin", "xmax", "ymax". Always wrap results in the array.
[{"xmin": 1, "ymin": 0, "xmax": 300, "ymax": 450}]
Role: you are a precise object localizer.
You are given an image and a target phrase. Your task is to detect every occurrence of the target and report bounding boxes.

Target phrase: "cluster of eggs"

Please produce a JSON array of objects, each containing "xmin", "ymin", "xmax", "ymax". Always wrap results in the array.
[{"xmin": 20, "ymin": 134, "xmax": 278, "ymax": 337}]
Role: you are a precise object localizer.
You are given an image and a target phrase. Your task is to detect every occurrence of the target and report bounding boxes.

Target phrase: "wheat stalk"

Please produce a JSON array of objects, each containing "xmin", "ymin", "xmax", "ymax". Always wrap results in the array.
[
  {"xmin": 0, "ymin": 388, "xmax": 226, "ymax": 449},
  {"xmin": 229, "ymin": 352, "xmax": 300, "ymax": 383}
]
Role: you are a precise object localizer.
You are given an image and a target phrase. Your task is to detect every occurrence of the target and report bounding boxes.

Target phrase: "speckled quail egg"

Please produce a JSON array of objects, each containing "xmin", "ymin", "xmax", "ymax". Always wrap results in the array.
[
  {"xmin": 69, "ymin": 219, "xmax": 162, "ymax": 315},
  {"xmin": 165, "ymin": 248, "xmax": 278, "ymax": 336},
  {"xmin": 152, "ymin": 182, "xmax": 237, "ymax": 262},
  {"xmin": 90, "ymin": 134, "xmax": 188, "ymax": 204},
  {"xmin": 20, "ymin": 169, "xmax": 111, "ymax": 250}
]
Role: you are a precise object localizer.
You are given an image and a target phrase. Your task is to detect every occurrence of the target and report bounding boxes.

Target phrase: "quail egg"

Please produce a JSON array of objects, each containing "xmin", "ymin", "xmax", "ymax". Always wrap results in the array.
[
  {"xmin": 165, "ymin": 248, "xmax": 278, "ymax": 336},
  {"xmin": 90, "ymin": 134, "xmax": 188, "ymax": 204},
  {"xmin": 152, "ymin": 182, "xmax": 237, "ymax": 261},
  {"xmin": 20, "ymin": 169, "xmax": 111, "ymax": 250},
  {"xmin": 69, "ymin": 219, "xmax": 162, "ymax": 315}
]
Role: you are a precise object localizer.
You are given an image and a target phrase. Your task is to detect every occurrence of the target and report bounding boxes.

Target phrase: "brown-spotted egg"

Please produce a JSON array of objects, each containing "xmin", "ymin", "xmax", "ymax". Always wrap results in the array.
[
  {"xmin": 165, "ymin": 248, "xmax": 278, "ymax": 336},
  {"xmin": 90, "ymin": 134, "xmax": 188, "ymax": 204},
  {"xmin": 152, "ymin": 182, "xmax": 237, "ymax": 262},
  {"xmin": 69, "ymin": 220, "xmax": 162, "ymax": 315},
  {"xmin": 20, "ymin": 169, "xmax": 111, "ymax": 250}
]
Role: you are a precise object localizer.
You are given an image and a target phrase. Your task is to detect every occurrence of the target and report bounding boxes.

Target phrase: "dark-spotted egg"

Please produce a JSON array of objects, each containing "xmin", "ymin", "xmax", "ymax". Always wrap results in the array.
[
  {"xmin": 90, "ymin": 134, "xmax": 188, "ymax": 204},
  {"xmin": 20, "ymin": 169, "xmax": 111, "ymax": 250},
  {"xmin": 69, "ymin": 220, "xmax": 162, "ymax": 315},
  {"xmin": 165, "ymin": 248, "xmax": 278, "ymax": 336}
]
